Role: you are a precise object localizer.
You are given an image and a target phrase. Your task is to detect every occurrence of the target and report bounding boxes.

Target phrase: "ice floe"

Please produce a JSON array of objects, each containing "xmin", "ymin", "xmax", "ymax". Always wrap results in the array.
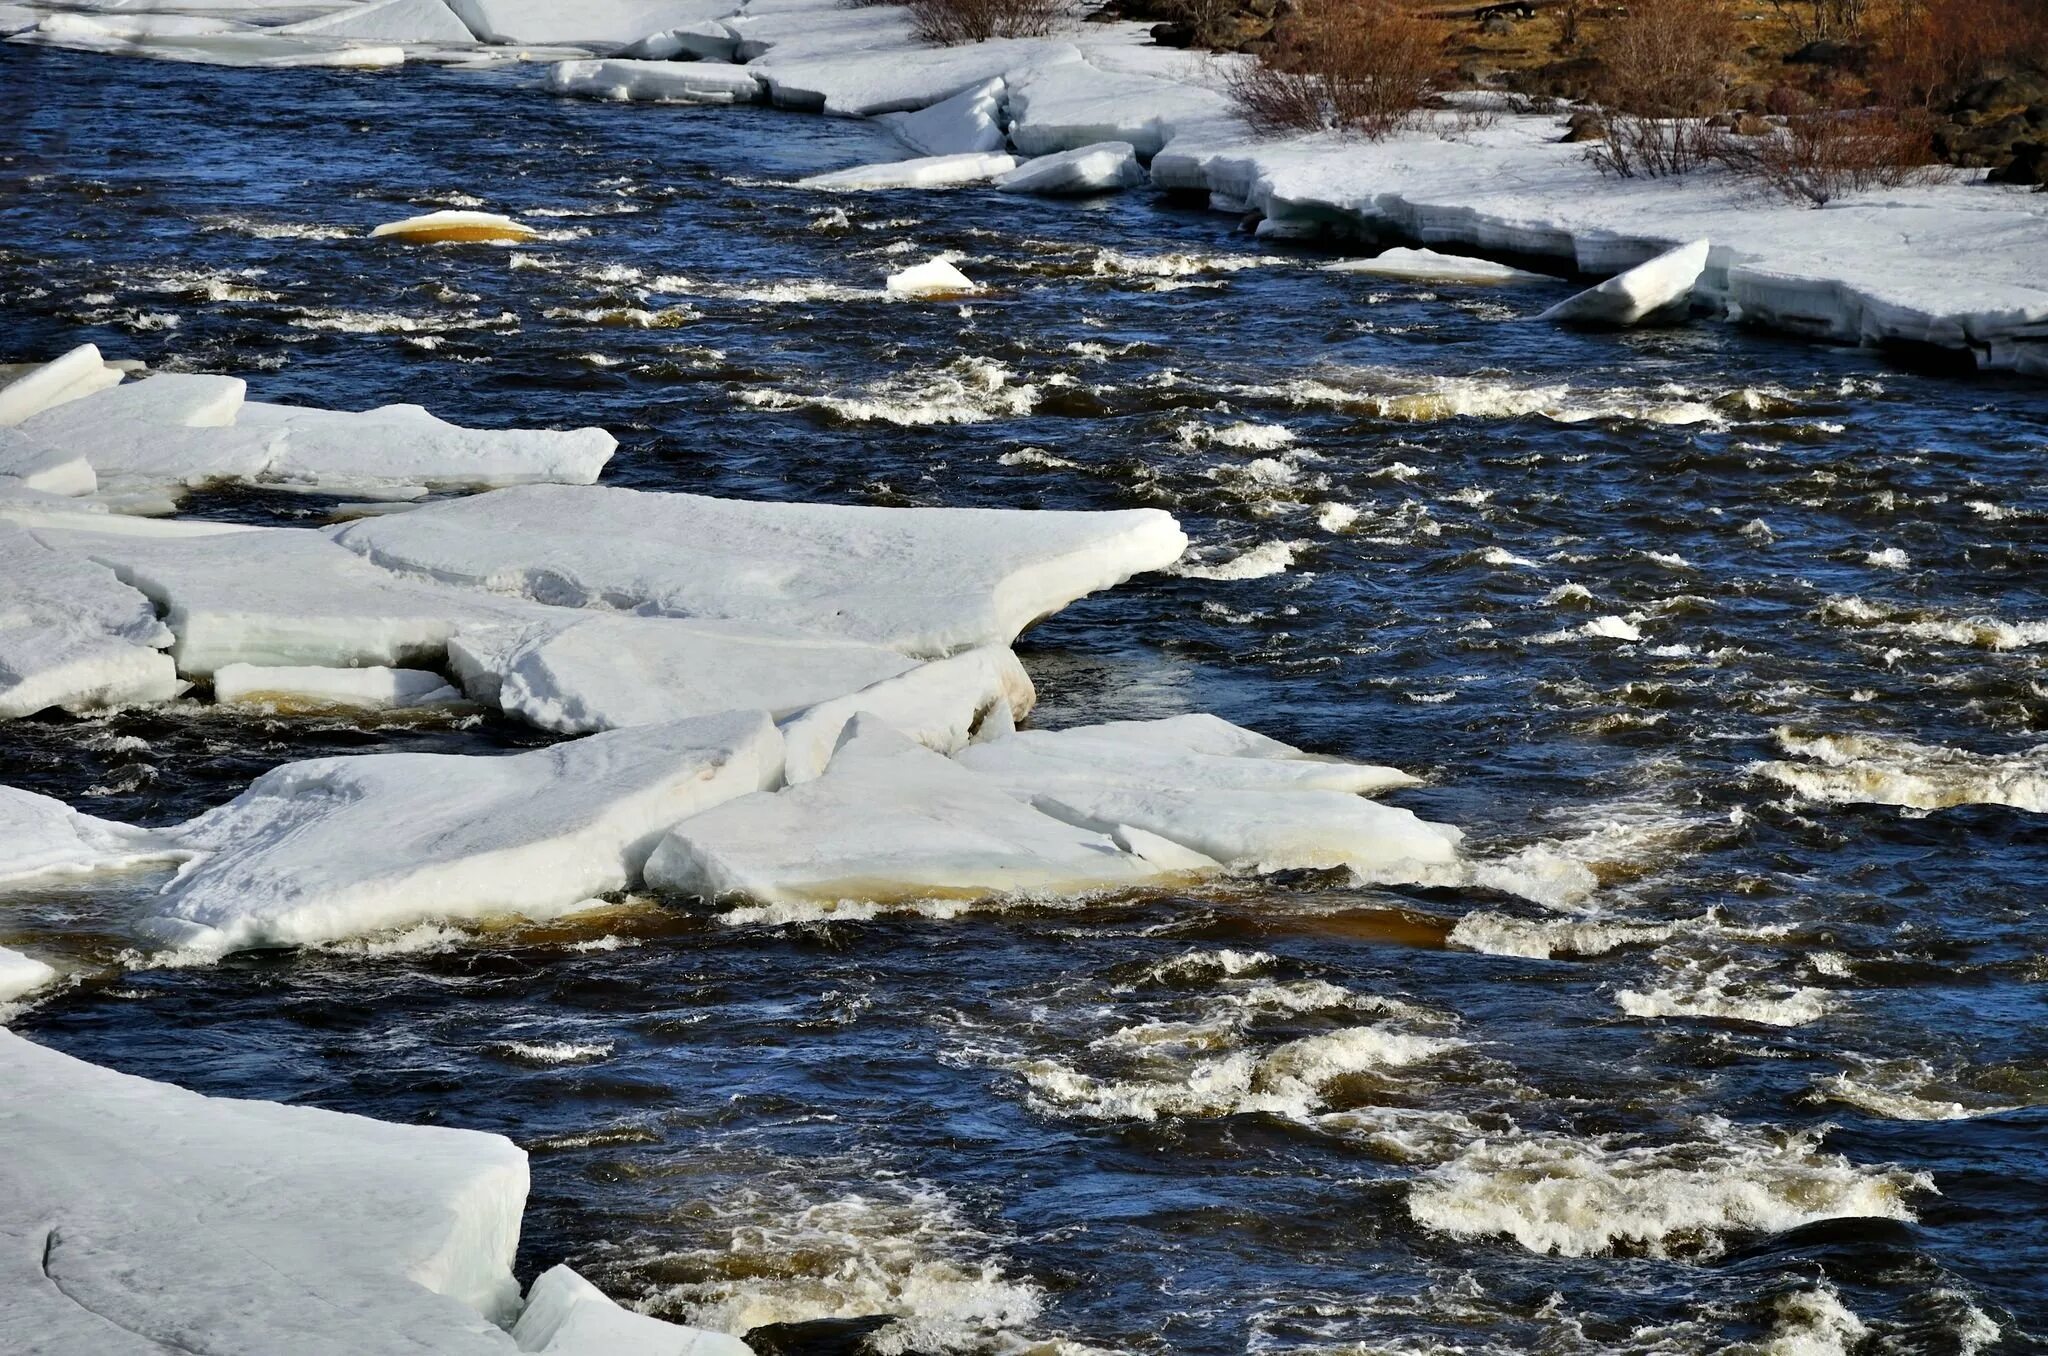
[
  {"xmin": 797, "ymin": 151, "xmax": 1018, "ymax": 192},
  {"xmin": 885, "ymin": 256, "xmax": 980, "ymax": 298},
  {"xmin": 370, "ymin": 209, "xmax": 538, "ymax": 243},
  {"xmin": 0, "ymin": 1028, "xmax": 744, "ymax": 1354},
  {"xmin": 0, "ymin": 520, "xmax": 183, "ymax": 719},
  {"xmin": 329, "ymin": 483, "xmax": 1188, "ymax": 656},
  {"xmin": 1755, "ymin": 729, "xmax": 2047, "ymax": 814},
  {"xmin": 1323, "ymin": 247, "xmax": 1551, "ymax": 285},
  {"xmin": 211, "ymin": 662, "xmax": 464, "ymax": 711},
  {"xmin": 0, "ymin": 784, "xmax": 177, "ymax": 885},
  {"xmin": 142, "ymin": 710, "xmax": 782, "ymax": 953},
  {"xmin": 879, "ymin": 76, "xmax": 1006, "ymax": 156},
  {"xmin": 995, "ymin": 142, "xmax": 1145, "ymax": 196},
  {"xmin": 777, "ymin": 644, "xmax": 1033, "ymax": 782},
  {"xmin": 1538, "ymin": 239, "xmax": 1710, "ymax": 328},
  {"xmin": 546, "ymin": 58, "xmax": 762, "ymax": 104}
]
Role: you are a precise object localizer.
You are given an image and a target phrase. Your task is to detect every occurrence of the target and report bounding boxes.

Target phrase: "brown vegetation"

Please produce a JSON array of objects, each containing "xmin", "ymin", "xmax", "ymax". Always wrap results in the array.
[
  {"xmin": 1713, "ymin": 107, "xmax": 1945, "ymax": 203},
  {"xmin": 1223, "ymin": 0, "xmax": 1449, "ymax": 137},
  {"xmin": 906, "ymin": 0, "xmax": 1063, "ymax": 44}
]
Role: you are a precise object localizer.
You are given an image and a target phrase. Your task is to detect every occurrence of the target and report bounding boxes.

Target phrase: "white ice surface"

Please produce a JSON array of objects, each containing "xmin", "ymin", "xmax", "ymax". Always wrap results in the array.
[
  {"xmin": 16, "ymin": 13, "xmax": 406, "ymax": 66},
  {"xmin": 1322, "ymin": 247, "xmax": 1552, "ymax": 284},
  {"xmin": 279, "ymin": 0, "xmax": 474, "ymax": 42},
  {"xmin": 445, "ymin": 0, "xmax": 732, "ymax": 48},
  {"xmin": 144, "ymin": 710, "xmax": 782, "ymax": 953},
  {"xmin": 448, "ymin": 613, "xmax": 914, "ymax": 734},
  {"xmin": 879, "ymin": 76, "xmax": 1006, "ymax": 156},
  {"xmin": 956, "ymin": 715, "xmax": 1462, "ymax": 879},
  {"xmin": 0, "ymin": 430, "xmax": 95, "ymax": 496},
  {"xmin": 0, "ymin": 344, "xmax": 124, "ymax": 428},
  {"xmin": 0, "ymin": 783, "xmax": 177, "ymax": 884},
  {"xmin": 545, "ymin": 57, "xmax": 761, "ymax": 104},
  {"xmin": 0, "ymin": 946, "xmax": 57, "ymax": 1008},
  {"xmin": 885, "ymin": 256, "xmax": 980, "ymax": 297},
  {"xmin": 513, "ymin": 1265, "xmax": 753, "ymax": 1356},
  {"xmin": 19, "ymin": 371, "xmax": 246, "ymax": 435},
  {"xmin": 212, "ymin": 662, "xmax": 464, "ymax": 710},
  {"xmin": 237, "ymin": 400, "xmax": 615, "ymax": 493},
  {"xmin": 798, "ymin": 150, "xmax": 1017, "ymax": 191},
  {"xmin": 0, "ymin": 521, "xmax": 183, "ymax": 719},
  {"xmin": 369, "ymin": 208, "xmax": 536, "ymax": 240},
  {"xmin": 996, "ymin": 141, "xmax": 1144, "ymax": 195},
  {"xmin": 646, "ymin": 717, "xmax": 1202, "ymax": 906},
  {"xmin": 778, "ymin": 644, "xmax": 1033, "ymax": 783},
  {"xmin": 330, "ymin": 483, "xmax": 1189, "ymax": 656},
  {"xmin": 1538, "ymin": 238, "xmax": 1709, "ymax": 326}
]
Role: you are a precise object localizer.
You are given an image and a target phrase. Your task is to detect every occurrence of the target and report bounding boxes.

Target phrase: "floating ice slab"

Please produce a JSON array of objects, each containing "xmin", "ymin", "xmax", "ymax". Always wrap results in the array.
[
  {"xmin": 995, "ymin": 142, "xmax": 1145, "ymax": 196},
  {"xmin": 448, "ymin": 613, "xmax": 915, "ymax": 734},
  {"xmin": 145, "ymin": 710, "xmax": 782, "ymax": 953},
  {"xmin": 1323, "ymin": 248, "xmax": 1551, "ymax": 284},
  {"xmin": 885, "ymin": 257, "xmax": 980, "ymax": 298},
  {"xmin": 546, "ymin": 57, "xmax": 761, "ymax": 104},
  {"xmin": 0, "ymin": 783, "xmax": 176, "ymax": 884},
  {"xmin": 513, "ymin": 1265, "xmax": 753, "ymax": 1356},
  {"xmin": 371, "ymin": 209, "xmax": 537, "ymax": 243},
  {"xmin": 647, "ymin": 717, "xmax": 1204, "ymax": 906},
  {"xmin": 330, "ymin": 483, "xmax": 1190, "ymax": 656},
  {"xmin": 445, "ymin": 0, "xmax": 735, "ymax": 48},
  {"xmin": 19, "ymin": 371, "xmax": 246, "ymax": 435},
  {"xmin": 0, "ymin": 946, "xmax": 56, "ymax": 1008},
  {"xmin": 879, "ymin": 76, "xmax": 1007, "ymax": 156},
  {"xmin": 1537, "ymin": 238, "xmax": 1709, "ymax": 327},
  {"xmin": 238, "ymin": 400, "xmax": 615, "ymax": 494},
  {"xmin": 20, "ymin": 14, "xmax": 407, "ymax": 66},
  {"xmin": 957, "ymin": 715, "xmax": 1463, "ymax": 879},
  {"xmin": 212, "ymin": 662, "xmax": 464, "ymax": 711},
  {"xmin": 0, "ymin": 521, "xmax": 183, "ymax": 719},
  {"xmin": 279, "ymin": 0, "xmax": 477, "ymax": 42},
  {"xmin": 779, "ymin": 644, "xmax": 1033, "ymax": 783},
  {"xmin": 20, "ymin": 514, "xmax": 539, "ymax": 676},
  {"xmin": 797, "ymin": 151, "xmax": 1018, "ymax": 192},
  {"xmin": 0, "ymin": 343, "xmax": 124, "ymax": 428}
]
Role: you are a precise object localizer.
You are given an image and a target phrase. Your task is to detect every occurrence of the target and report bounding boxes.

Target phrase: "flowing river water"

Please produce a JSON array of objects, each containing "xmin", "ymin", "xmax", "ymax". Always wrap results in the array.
[{"xmin": 4, "ymin": 41, "xmax": 2047, "ymax": 1356}]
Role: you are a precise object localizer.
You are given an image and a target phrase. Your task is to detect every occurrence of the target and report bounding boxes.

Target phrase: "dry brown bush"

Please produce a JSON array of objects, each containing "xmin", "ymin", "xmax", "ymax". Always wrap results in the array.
[
  {"xmin": 907, "ymin": 0, "xmax": 1063, "ymax": 44},
  {"xmin": 1713, "ymin": 106, "xmax": 1945, "ymax": 203},
  {"xmin": 1584, "ymin": 0, "xmax": 1740, "ymax": 176},
  {"xmin": 1224, "ymin": 0, "xmax": 1449, "ymax": 138},
  {"xmin": 1868, "ymin": 0, "xmax": 2048, "ymax": 108}
]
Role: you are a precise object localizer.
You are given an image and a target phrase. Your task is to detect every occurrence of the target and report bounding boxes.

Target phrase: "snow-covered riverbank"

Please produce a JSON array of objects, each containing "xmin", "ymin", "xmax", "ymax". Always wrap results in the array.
[{"xmin": 10, "ymin": 0, "xmax": 2048, "ymax": 373}]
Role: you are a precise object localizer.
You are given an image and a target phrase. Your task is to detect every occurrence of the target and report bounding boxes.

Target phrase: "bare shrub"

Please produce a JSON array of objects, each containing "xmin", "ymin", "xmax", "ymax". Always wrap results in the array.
[
  {"xmin": 1584, "ymin": 0, "xmax": 1740, "ymax": 177},
  {"xmin": 1713, "ymin": 107, "xmax": 1946, "ymax": 204},
  {"xmin": 907, "ymin": 0, "xmax": 1063, "ymax": 44},
  {"xmin": 1764, "ymin": 0, "xmax": 1869, "ymax": 44},
  {"xmin": 1224, "ymin": 0, "xmax": 1449, "ymax": 138},
  {"xmin": 1869, "ymin": 0, "xmax": 2048, "ymax": 109}
]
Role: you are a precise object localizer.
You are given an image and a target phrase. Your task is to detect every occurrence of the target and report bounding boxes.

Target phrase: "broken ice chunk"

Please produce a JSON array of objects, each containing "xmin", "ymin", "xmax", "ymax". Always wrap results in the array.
[
  {"xmin": 1323, "ymin": 248, "xmax": 1551, "ymax": 284},
  {"xmin": 779, "ymin": 645, "xmax": 1034, "ymax": 783},
  {"xmin": 211, "ymin": 663, "xmax": 465, "ymax": 712},
  {"xmin": 0, "ymin": 520, "xmax": 184, "ymax": 719},
  {"xmin": 0, "ymin": 947, "xmax": 57, "ymax": 1009},
  {"xmin": 545, "ymin": 58, "xmax": 762, "ymax": 104},
  {"xmin": 0, "ymin": 784, "xmax": 179, "ymax": 884},
  {"xmin": 370, "ymin": 209, "xmax": 538, "ymax": 244},
  {"xmin": 879, "ymin": 77, "xmax": 1007, "ymax": 156},
  {"xmin": 1538, "ymin": 239, "xmax": 1709, "ymax": 327},
  {"xmin": 0, "ymin": 342, "xmax": 124, "ymax": 428},
  {"xmin": 798, "ymin": 151, "xmax": 1018, "ymax": 192},
  {"xmin": 886, "ymin": 257, "xmax": 981, "ymax": 298},
  {"xmin": 994, "ymin": 142, "xmax": 1145, "ymax": 196}
]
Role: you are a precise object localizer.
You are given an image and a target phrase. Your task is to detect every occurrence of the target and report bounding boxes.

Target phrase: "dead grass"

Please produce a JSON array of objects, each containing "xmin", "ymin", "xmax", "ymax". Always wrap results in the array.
[
  {"xmin": 1224, "ymin": 0, "xmax": 1449, "ymax": 137},
  {"xmin": 906, "ymin": 0, "xmax": 1064, "ymax": 44}
]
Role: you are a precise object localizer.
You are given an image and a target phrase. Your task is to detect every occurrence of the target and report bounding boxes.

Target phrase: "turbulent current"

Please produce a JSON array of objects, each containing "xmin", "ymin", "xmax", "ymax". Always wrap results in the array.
[{"xmin": 5, "ymin": 42, "xmax": 2047, "ymax": 1356}]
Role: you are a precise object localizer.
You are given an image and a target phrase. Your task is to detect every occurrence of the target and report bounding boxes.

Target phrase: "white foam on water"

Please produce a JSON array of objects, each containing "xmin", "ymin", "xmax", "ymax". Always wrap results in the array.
[
  {"xmin": 1811, "ymin": 1059, "xmax": 2020, "ymax": 1121},
  {"xmin": 1244, "ymin": 371, "xmax": 1728, "ymax": 425},
  {"xmin": 1755, "ymin": 729, "xmax": 2048, "ymax": 814},
  {"xmin": 1448, "ymin": 911, "xmax": 1693, "ymax": 959},
  {"xmin": 1615, "ymin": 954, "xmax": 1830, "ymax": 1028},
  {"xmin": 1732, "ymin": 1285, "xmax": 1868, "ymax": 1356},
  {"xmin": 540, "ymin": 304, "xmax": 698, "ymax": 328},
  {"xmin": 995, "ymin": 447, "xmax": 1076, "ymax": 469},
  {"xmin": 739, "ymin": 356, "xmax": 1038, "ymax": 426},
  {"xmin": 1316, "ymin": 502, "xmax": 1359, "ymax": 532},
  {"xmin": 1407, "ymin": 1118, "xmax": 1929, "ymax": 1258},
  {"xmin": 1817, "ymin": 595, "xmax": 2048, "ymax": 651},
  {"xmin": 1170, "ymin": 539, "xmax": 1302, "ymax": 581},
  {"xmin": 286, "ymin": 307, "xmax": 520, "ymax": 335},
  {"xmin": 491, "ymin": 1039, "xmax": 615, "ymax": 1066},
  {"xmin": 198, "ymin": 214, "xmax": 352, "ymax": 240},
  {"xmin": 1461, "ymin": 803, "xmax": 1707, "ymax": 912},
  {"xmin": 1086, "ymin": 248, "xmax": 1283, "ymax": 278},
  {"xmin": 1175, "ymin": 420, "xmax": 1296, "ymax": 451}
]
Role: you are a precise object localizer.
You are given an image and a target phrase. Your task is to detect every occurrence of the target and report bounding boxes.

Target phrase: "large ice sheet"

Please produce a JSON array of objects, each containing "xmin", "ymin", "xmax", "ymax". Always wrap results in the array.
[
  {"xmin": 798, "ymin": 150, "xmax": 1017, "ymax": 192},
  {"xmin": 448, "ymin": 613, "xmax": 914, "ymax": 734},
  {"xmin": 646, "ymin": 717, "xmax": 1203, "ymax": 906},
  {"xmin": 545, "ymin": 57, "xmax": 761, "ymax": 104},
  {"xmin": 0, "ymin": 783, "xmax": 176, "ymax": 884},
  {"xmin": 779, "ymin": 644, "xmax": 1033, "ymax": 783},
  {"xmin": 18, "ymin": 372, "xmax": 246, "ymax": 435},
  {"xmin": 995, "ymin": 141, "xmax": 1144, "ymax": 196},
  {"xmin": 0, "ymin": 521, "xmax": 183, "ymax": 719},
  {"xmin": 144, "ymin": 711, "xmax": 782, "ymax": 953},
  {"xmin": 0, "ymin": 430, "xmax": 95, "ymax": 497},
  {"xmin": 19, "ymin": 513, "xmax": 540, "ymax": 676},
  {"xmin": 1538, "ymin": 238, "xmax": 1709, "ymax": 327},
  {"xmin": 956, "ymin": 715, "xmax": 1463, "ymax": 879},
  {"xmin": 279, "ymin": 0, "xmax": 476, "ymax": 42},
  {"xmin": 0, "ymin": 343, "xmax": 124, "ymax": 428},
  {"xmin": 237, "ymin": 400, "xmax": 615, "ymax": 493},
  {"xmin": 445, "ymin": 0, "xmax": 733, "ymax": 48},
  {"xmin": 879, "ymin": 76, "xmax": 1007, "ymax": 156},
  {"xmin": 330, "ymin": 483, "xmax": 1189, "ymax": 656}
]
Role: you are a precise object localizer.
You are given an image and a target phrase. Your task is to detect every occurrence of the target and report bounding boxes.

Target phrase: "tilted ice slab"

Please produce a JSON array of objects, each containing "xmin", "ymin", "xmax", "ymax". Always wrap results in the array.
[
  {"xmin": 0, "ymin": 946, "xmax": 57, "ymax": 1009},
  {"xmin": 778, "ymin": 644, "xmax": 1033, "ymax": 783},
  {"xmin": 330, "ymin": 483, "xmax": 1190, "ymax": 656},
  {"xmin": 212, "ymin": 662, "xmax": 464, "ymax": 711},
  {"xmin": 1538, "ymin": 238, "xmax": 1709, "ymax": 327},
  {"xmin": 798, "ymin": 150, "xmax": 1018, "ymax": 192},
  {"xmin": 447, "ymin": 613, "xmax": 915, "ymax": 735},
  {"xmin": 996, "ymin": 142, "xmax": 1145, "ymax": 196},
  {"xmin": 0, "ymin": 343, "xmax": 124, "ymax": 428},
  {"xmin": 0, "ymin": 521, "xmax": 183, "ymax": 719},
  {"xmin": 278, "ymin": 0, "xmax": 478, "ymax": 43},
  {"xmin": 0, "ymin": 784, "xmax": 178, "ymax": 884},
  {"xmin": 647, "ymin": 717, "xmax": 1210, "ymax": 906},
  {"xmin": 1322, "ymin": 247, "xmax": 1552, "ymax": 285},
  {"xmin": 445, "ymin": 0, "xmax": 735, "ymax": 49},
  {"xmin": 143, "ymin": 711, "xmax": 782, "ymax": 953},
  {"xmin": 20, "ymin": 513, "xmax": 542, "ymax": 676},
  {"xmin": 0, "ymin": 1029, "xmax": 748, "ymax": 1354},
  {"xmin": 879, "ymin": 76, "xmax": 1007, "ymax": 156},
  {"xmin": 546, "ymin": 57, "xmax": 762, "ymax": 105},
  {"xmin": 956, "ymin": 715, "xmax": 1463, "ymax": 880}
]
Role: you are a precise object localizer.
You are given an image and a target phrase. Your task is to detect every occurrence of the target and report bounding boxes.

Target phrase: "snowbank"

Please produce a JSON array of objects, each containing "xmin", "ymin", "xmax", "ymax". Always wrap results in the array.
[
  {"xmin": 329, "ymin": 483, "xmax": 1189, "ymax": 656},
  {"xmin": 546, "ymin": 57, "xmax": 760, "ymax": 104},
  {"xmin": 279, "ymin": 0, "xmax": 477, "ymax": 44},
  {"xmin": 17, "ymin": 13, "xmax": 407, "ymax": 67},
  {"xmin": 445, "ymin": 0, "xmax": 733, "ymax": 49},
  {"xmin": 144, "ymin": 711, "xmax": 783, "ymax": 953}
]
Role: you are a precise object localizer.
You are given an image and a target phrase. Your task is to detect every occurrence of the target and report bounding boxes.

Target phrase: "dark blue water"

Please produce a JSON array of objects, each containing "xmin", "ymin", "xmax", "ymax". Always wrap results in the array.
[{"xmin": 4, "ymin": 40, "xmax": 2047, "ymax": 1355}]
